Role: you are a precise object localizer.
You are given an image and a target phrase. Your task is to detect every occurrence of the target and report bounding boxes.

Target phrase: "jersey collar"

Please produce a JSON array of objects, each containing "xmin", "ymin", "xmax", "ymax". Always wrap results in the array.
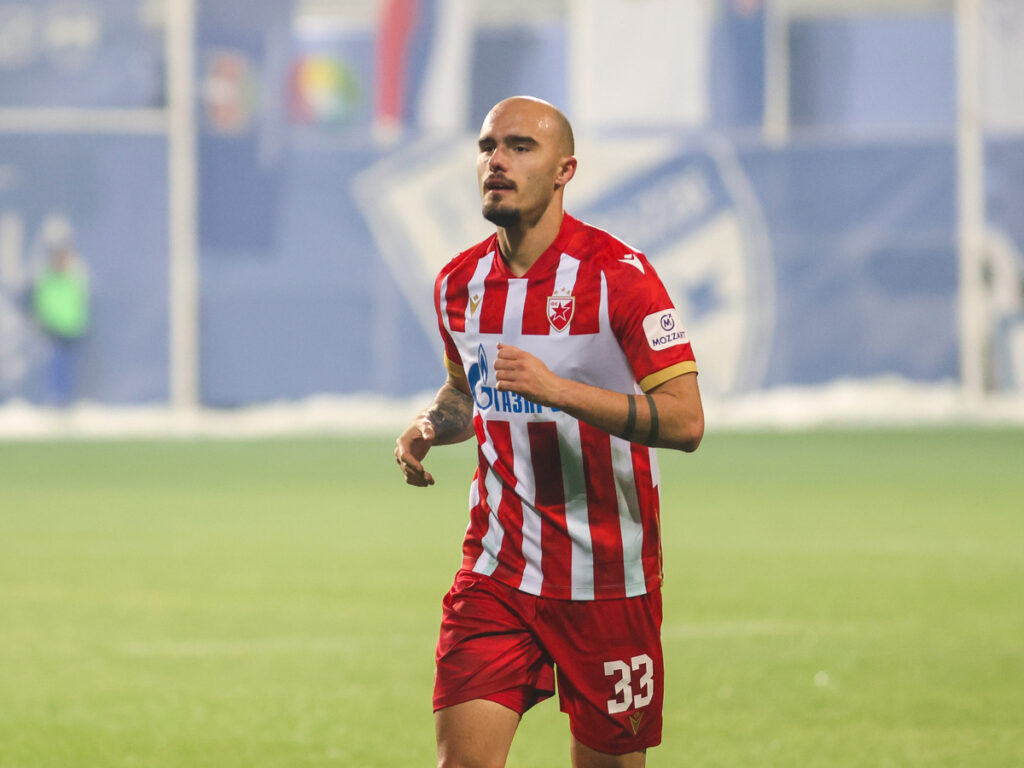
[{"xmin": 491, "ymin": 213, "xmax": 581, "ymax": 279}]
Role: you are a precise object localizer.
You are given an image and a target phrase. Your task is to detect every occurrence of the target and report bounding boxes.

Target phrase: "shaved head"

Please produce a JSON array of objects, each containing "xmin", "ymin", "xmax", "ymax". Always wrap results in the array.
[
  {"xmin": 486, "ymin": 96, "xmax": 574, "ymax": 156},
  {"xmin": 476, "ymin": 95, "xmax": 578, "ymax": 233}
]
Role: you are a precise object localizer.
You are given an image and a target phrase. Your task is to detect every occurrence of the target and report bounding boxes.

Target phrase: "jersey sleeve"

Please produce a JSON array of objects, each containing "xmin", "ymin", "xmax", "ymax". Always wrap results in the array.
[
  {"xmin": 607, "ymin": 253, "xmax": 697, "ymax": 392},
  {"xmin": 434, "ymin": 267, "xmax": 466, "ymax": 379}
]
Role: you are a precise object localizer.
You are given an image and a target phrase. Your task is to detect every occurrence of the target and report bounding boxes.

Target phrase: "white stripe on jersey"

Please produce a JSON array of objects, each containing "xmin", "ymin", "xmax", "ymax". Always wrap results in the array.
[
  {"xmin": 466, "ymin": 471, "xmax": 481, "ymax": 537},
  {"xmin": 519, "ymin": 502, "xmax": 544, "ymax": 594},
  {"xmin": 648, "ymin": 446, "xmax": 660, "ymax": 489},
  {"xmin": 559, "ymin": 423, "xmax": 595, "ymax": 600},
  {"xmin": 468, "ymin": 472, "xmax": 480, "ymax": 512},
  {"xmin": 599, "ymin": 271, "xmax": 608, "ymax": 332},
  {"xmin": 473, "ymin": 464, "xmax": 506, "ymax": 576},
  {"xmin": 549, "ymin": 253, "xmax": 581, "ymax": 336},
  {"xmin": 465, "ymin": 252, "xmax": 495, "ymax": 336},
  {"xmin": 510, "ymin": 427, "xmax": 544, "ymax": 594},
  {"xmin": 611, "ymin": 436, "xmax": 647, "ymax": 596},
  {"xmin": 503, "ymin": 278, "xmax": 528, "ymax": 340},
  {"xmin": 480, "ymin": 434, "xmax": 499, "ymax": 468},
  {"xmin": 439, "ymin": 273, "xmax": 452, "ymax": 335}
]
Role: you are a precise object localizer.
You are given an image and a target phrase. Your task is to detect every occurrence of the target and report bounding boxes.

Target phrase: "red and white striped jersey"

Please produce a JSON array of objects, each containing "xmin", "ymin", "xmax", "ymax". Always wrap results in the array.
[{"xmin": 434, "ymin": 214, "xmax": 697, "ymax": 600}]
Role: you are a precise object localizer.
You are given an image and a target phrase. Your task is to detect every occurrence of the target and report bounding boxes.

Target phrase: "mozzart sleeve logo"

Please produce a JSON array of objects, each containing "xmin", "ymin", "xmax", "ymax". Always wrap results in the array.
[
  {"xmin": 579, "ymin": 141, "xmax": 775, "ymax": 395},
  {"xmin": 643, "ymin": 309, "xmax": 688, "ymax": 350}
]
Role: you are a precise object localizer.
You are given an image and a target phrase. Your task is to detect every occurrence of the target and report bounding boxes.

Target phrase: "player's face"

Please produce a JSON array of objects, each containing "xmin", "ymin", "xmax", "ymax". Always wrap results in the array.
[{"xmin": 477, "ymin": 101, "xmax": 569, "ymax": 229}]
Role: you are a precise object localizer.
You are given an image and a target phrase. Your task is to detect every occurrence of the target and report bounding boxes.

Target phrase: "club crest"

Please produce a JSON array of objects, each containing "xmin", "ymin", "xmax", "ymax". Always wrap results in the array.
[
  {"xmin": 628, "ymin": 711, "xmax": 645, "ymax": 734},
  {"xmin": 547, "ymin": 295, "xmax": 575, "ymax": 332}
]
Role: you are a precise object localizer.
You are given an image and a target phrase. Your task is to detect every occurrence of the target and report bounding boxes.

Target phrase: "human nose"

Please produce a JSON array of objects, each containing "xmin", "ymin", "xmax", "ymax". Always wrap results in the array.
[{"xmin": 487, "ymin": 146, "xmax": 508, "ymax": 172}]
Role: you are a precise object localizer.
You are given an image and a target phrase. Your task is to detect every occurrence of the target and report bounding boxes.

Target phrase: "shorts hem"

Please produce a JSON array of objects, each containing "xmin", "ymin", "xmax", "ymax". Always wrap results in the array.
[
  {"xmin": 570, "ymin": 722, "xmax": 662, "ymax": 756},
  {"xmin": 433, "ymin": 684, "xmax": 555, "ymax": 715}
]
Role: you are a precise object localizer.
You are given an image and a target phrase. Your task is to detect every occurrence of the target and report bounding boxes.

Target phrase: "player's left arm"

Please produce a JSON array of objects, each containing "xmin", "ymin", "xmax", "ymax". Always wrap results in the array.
[{"xmin": 493, "ymin": 343, "xmax": 704, "ymax": 452}]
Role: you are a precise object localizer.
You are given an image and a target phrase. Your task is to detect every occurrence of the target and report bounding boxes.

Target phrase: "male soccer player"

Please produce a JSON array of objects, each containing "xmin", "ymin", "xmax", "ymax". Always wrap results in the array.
[{"xmin": 394, "ymin": 96, "xmax": 704, "ymax": 768}]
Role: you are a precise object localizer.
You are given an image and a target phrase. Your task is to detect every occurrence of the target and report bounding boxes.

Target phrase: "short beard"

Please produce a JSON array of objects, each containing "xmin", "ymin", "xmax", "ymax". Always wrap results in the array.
[{"xmin": 482, "ymin": 204, "xmax": 521, "ymax": 228}]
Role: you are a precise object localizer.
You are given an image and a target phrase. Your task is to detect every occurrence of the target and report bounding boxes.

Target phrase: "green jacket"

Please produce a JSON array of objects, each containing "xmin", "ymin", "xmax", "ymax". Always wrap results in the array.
[{"xmin": 34, "ymin": 268, "xmax": 89, "ymax": 339}]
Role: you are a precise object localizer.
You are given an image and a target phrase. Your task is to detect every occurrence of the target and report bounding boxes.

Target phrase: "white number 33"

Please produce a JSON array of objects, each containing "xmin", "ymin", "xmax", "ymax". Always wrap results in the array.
[{"xmin": 603, "ymin": 653, "xmax": 655, "ymax": 714}]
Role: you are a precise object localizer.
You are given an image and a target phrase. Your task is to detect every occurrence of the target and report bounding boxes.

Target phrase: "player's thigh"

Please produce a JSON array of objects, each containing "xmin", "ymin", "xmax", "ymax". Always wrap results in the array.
[
  {"xmin": 571, "ymin": 737, "xmax": 646, "ymax": 768},
  {"xmin": 436, "ymin": 698, "xmax": 521, "ymax": 768}
]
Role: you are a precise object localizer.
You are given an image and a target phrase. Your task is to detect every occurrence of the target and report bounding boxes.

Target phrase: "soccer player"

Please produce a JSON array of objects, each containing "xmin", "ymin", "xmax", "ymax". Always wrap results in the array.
[{"xmin": 394, "ymin": 96, "xmax": 704, "ymax": 768}]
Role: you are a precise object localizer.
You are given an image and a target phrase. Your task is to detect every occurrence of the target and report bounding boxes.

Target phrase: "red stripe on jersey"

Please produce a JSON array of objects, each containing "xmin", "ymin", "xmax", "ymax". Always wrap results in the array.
[
  {"xmin": 630, "ymin": 442, "xmax": 663, "ymax": 591},
  {"xmin": 462, "ymin": 419, "xmax": 492, "ymax": 568},
  {"xmin": 528, "ymin": 421, "xmax": 573, "ymax": 596},
  {"xmin": 568, "ymin": 263, "xmax": 601, "ymax": 335},
  {"xmin": 443, "ymin": 264, "xmax": 469, "ymax": 333},
  {"xmin": 579, "ymin": 422, "xmax": 627, "ymax": 598},
  {"xmin": 479, "ymin": 266, "xmax": 508, "ymax": 335},
  {"xmin": 485, "ymin": 420, "xmax": 527, "ymax": 586},
  {"xmin": 461, "ymin": 464, "xmax": 486, "ymax": 566},
  {"xmin": 434, "ymin": 273, "xmax": 462, "ymax": 367},
  {"xmin": 522, "ymin": 272, "xmax": 557, "ymax": 335}
]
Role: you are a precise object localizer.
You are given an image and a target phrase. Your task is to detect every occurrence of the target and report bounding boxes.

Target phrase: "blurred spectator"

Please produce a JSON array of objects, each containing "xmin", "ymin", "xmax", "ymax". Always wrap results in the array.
[{"xmin": 33, "ymin": 244, "xmax": 89, "ymax": 405}]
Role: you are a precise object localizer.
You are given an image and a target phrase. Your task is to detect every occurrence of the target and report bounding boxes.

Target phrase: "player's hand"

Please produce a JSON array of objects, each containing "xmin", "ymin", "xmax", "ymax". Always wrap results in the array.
[
  {"xmin": 394, "ymin": 417, "xmax": 436, "ymax": 487},
  {"xmin": 493, "ymin": 344, "xmax": 564, "ymax": 408}
]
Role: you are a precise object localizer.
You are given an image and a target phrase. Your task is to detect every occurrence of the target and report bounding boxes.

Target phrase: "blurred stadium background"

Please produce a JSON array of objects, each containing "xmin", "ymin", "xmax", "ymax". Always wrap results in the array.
[
  {"xmin": 1, "ymin": 2, "xmax": 1023, "ymax": 767},
  {"xmin": 0, "ymin": 0, "xmax": 1022, "ymax": 432}
]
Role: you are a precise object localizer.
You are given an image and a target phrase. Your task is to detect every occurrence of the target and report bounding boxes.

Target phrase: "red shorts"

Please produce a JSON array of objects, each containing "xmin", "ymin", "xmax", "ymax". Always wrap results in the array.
[{"xmin": 434, "ymin": 569, "xmax": 664, "ymax": 755}]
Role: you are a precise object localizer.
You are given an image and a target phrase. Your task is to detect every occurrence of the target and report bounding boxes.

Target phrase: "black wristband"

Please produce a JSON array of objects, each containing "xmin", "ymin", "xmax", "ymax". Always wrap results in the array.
[
  {"xmin": 645, "ymin": 394, "xmax": 659, "ymax": 445},
  {"xmin": 621, "ymin": 395, "xmax": 637, "ymax": 440}
]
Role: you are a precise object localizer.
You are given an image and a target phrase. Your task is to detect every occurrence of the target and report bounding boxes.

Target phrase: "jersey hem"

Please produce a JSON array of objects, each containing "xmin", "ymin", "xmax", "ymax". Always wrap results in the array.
[{"xmin": 466, "ymin": 563, "xmax": 663, "ymax": 601}]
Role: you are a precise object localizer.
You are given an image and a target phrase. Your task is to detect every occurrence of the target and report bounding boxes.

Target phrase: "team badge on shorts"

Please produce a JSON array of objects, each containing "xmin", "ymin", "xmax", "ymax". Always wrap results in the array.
[
  {"xmin": 629, "ymin": 711, "xmax": 645, "ymax": 735},
  {"xmin": 547, "ymin": 294, "xmax": 575, "ymax": 332}
]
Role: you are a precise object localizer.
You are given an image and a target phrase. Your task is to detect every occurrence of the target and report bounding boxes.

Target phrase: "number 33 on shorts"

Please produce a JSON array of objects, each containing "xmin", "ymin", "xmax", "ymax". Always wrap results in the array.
[{"xmin": 603, "ymin": 653, "xmax": 655, "ymax": 714}]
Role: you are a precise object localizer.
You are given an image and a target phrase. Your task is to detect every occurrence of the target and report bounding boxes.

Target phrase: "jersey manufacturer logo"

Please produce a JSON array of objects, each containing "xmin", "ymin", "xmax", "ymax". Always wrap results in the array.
[
  {"xmin": 619, "ymin": 253, "xmax": 645, "ymax": 274},
  {"xmin": 547, "ymin": 294, "xmax": 575, "ymax": 332},
  {"xmin": 628, "ymin": 711, "xmax": 645, "ymax": 735},
  {"xmin": 468, "ymin": 293, "xmax": 481, "ymax": 316},
  {"xmin": 642, "ymin": 309, "xmax": 688, "ymax": 350}
]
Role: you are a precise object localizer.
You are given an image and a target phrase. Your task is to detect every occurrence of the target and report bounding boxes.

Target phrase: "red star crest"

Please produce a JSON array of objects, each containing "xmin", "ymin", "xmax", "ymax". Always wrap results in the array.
[{"xmin": 546, "ymin": 295, "xmax": 575, "ymax": 332}]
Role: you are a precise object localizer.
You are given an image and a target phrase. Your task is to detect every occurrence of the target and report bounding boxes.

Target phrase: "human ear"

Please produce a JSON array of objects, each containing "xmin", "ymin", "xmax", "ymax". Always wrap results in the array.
[{"xmin": 554, "ymin": 155, "xmax": 577, "ymax": 190}]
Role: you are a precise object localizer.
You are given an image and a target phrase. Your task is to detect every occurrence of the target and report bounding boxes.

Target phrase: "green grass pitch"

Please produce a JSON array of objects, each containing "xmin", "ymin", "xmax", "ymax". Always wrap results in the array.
[{"xmin": 1, "ymin": 428, "xmax": 1022, "ymax": 767}]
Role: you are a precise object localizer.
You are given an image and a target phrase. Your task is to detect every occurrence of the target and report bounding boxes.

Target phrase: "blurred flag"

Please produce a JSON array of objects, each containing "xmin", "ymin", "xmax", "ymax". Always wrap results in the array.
[{"xmin": 374, "ymin": 0, "xmax": 474, "ymax": 139}]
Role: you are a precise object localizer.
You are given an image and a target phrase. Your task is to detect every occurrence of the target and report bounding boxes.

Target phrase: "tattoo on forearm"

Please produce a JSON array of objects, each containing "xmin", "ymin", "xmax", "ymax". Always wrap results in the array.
[
  {"xmin": 620, "ymin": 395, "xmax": 637, "ymax": 441},
  {"xmin": 645, "ymin": 394, "xmax": 660, "ymax": 445},
  {"xmin": 426, "ymin": 385, "xmax": 474, "ymax": 442}
]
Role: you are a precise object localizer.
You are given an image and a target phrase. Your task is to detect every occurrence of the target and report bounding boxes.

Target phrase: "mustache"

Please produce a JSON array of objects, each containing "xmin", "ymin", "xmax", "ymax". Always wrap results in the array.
[{"xmin": 483, "ymin": 176, "xmax": 516, "ymax": 191}]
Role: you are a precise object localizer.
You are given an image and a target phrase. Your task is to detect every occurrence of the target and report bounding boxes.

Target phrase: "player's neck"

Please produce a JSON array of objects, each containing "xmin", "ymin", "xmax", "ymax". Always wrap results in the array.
[{"xmin": 496, "ymin": 206, "xmax": 564, "ymax": 277}]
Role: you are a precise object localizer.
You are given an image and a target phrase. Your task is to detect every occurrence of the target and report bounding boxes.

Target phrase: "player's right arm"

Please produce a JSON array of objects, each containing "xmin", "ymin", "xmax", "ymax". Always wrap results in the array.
[{"xmin": 394, "ymin": 370, "xmax": 475, "ymax": 487}]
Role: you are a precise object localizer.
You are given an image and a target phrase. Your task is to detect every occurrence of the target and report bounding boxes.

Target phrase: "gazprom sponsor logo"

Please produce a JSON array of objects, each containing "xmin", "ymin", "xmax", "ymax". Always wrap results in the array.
[
  {"xmin": 465, "ymin": 344, "xmax": 556, "ymax": 416},
  {"xmin": 643, "ymin": 309, "xmax": 688, "ymax": 350}
]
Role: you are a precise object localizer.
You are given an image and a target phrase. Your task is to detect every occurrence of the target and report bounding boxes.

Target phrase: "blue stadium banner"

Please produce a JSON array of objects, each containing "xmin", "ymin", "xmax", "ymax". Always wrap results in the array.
[
  {"xmin": 0, "ymin": 0, "xmax": 164, "ymax": 108},
  {"xmin": 197, "ymin": 0, "xmax": 294, "ymax": 253}
]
